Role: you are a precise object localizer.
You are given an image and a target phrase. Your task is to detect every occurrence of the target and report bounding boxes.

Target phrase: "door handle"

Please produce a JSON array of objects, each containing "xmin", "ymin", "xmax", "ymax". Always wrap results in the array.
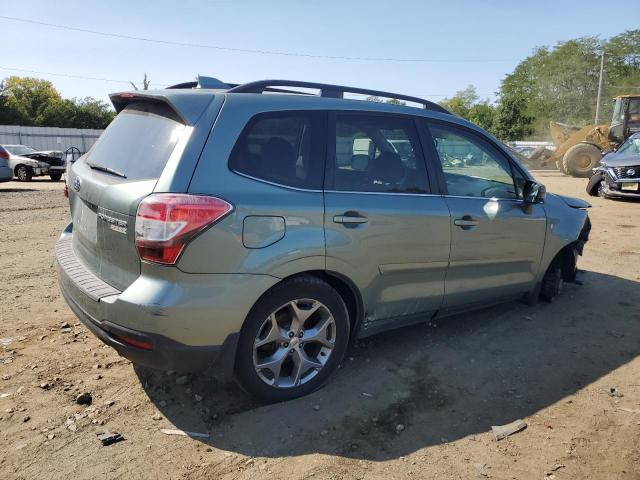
[
  {"xmin": 454, "ymin": 215, "xmax": 478, "ymax": 228},
  {"xmin": 333, "ymin": 213, "xmax": 368, "ymax": 225}
]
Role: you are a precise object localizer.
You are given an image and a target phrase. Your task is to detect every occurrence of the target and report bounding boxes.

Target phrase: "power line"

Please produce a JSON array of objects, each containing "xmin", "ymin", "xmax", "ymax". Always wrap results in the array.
[
  {"xmin": 0, "ymin": 15, "xmax": 520, "ymax": 64},
  {"xmin": 0, "ymin": 65, "xmax": 496, "ymax": 98},
  {"xmin": 0, "ymin": 66, "xmax": 171, "ymax": 87}
]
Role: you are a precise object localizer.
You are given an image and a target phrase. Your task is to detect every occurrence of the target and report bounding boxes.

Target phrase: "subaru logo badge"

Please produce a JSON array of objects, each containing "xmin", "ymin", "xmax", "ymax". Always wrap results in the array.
[
  {"xmin": 72, "ymin": 176, "xmax": 81, "ymax": 192},
  {"xmin": 627, "ymin": 168, "xmax": 636, "ymax": 177}
]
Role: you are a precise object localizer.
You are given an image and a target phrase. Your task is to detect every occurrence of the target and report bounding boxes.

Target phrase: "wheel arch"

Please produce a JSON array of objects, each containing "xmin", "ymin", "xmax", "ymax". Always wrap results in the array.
[
  {"xmin": 540, "ymin": 214, "xmax": 590, "ymax": 282},
  {"xmin": 241, "ymin": 270, "xmax": 364, "ymax": 343},
  {"xmin": 14, "ymin": 163, "xmax": 30, "ymax": 175}
]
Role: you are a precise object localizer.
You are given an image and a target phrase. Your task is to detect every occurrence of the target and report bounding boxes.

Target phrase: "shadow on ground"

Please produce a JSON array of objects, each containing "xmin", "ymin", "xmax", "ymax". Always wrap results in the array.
[
  {"xmin": 0, "ymin": 188, "xmax": 37, "ymax": 193},
  {"xmin": 136, "ymin": 271, "xmax": 640, "ymax": 460}
]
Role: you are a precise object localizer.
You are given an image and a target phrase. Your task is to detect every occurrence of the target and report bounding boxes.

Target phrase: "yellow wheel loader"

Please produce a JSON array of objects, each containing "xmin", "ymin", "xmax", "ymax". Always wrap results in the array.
[{"xmin": 528, "ymin": 95, "xmax": 640, "ymax": 177}]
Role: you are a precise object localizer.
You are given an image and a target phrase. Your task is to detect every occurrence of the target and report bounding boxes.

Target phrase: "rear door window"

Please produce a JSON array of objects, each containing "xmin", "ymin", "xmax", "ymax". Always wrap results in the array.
[
  {"xmin": 229, "ymin": 111, "xmax": 325, "ymax": 190},
  {"xmin": 82, "ymin": 101, "xmax": 186, "ymax": 180},
  {"xmin": 331, "ymin": 113, "xmax": 429, "ymax": 194}
]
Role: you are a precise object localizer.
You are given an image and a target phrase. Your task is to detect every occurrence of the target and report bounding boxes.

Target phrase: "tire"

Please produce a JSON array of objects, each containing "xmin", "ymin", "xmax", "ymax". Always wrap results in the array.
[
  {"xmin": 235, "ymin": 275, "xmax": 350, "ymax": 403},
  {"xmin": 586, "ymin": 173, "xmax": 603, "ymax": 197},
  {"xmin": 556, "ymin": 159, "xmax": 569, "ymax": 176},
  {"xmin": 50, "ymin": 173, "xmax": 62, "ymax": 182},
  {"xmin": 16, "ymin": 165, "xmax": 33, "ymax": 182},
  {"xmin": 562, "ymin": 144, "xmax": 601, "ymax": 178},
  {"xmin": 540, "ymin": 265, "xmax": 563, "ymax": 303}
]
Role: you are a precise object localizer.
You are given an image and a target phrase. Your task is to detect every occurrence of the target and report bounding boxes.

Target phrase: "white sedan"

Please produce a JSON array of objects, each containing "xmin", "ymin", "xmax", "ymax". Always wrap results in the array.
[{"xmin": 0, "ymin": 144, "xmax": 65, "ymax": 181}]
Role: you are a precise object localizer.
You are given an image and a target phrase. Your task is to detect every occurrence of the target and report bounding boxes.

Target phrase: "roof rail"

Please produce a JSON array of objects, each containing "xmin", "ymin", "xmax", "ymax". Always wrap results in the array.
[
  {"xmin": 226, "ymin": 79, "xmax": 450, "ymax": 114},
  {"xmin": 166, "ymin": 76, "xmax": 313, "ymax": 96}
]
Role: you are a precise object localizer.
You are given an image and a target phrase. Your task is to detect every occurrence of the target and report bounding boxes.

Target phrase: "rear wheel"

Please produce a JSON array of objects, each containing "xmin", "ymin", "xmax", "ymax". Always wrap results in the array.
[
  {"xmin": 16, "ymin": 165, "xmax": 32, "ymax": 182},
  {"xmin": 235, "ymin": 276, "xmax": 349, "ymax": 403},
  {"xmin": 50, "ymin": 173, "xmax": 62, "ymax": 182},
  {"xmin": 562, "ymin": 144, "xmax": 601, "ymax": 178}
]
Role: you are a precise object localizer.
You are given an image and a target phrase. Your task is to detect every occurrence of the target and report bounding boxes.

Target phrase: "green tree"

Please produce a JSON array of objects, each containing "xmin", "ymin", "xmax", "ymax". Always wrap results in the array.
[
  {"xmin": 440, "ymin": 85, "xmax": 497, "ymax": 134},
  {"xmin": 494, "ymin": 30, "xmax": 640, "ymax": 140},
  {"xmin": 0, "ymin": 76, "xmax": 116, "ymax": 128},
  {"xmin": 0, "ymin": 76, "xmax": 62, "ymax": 125},
  {"xmin": 72, "ymin": 97, "xmax": 116, "ymax": 129}
]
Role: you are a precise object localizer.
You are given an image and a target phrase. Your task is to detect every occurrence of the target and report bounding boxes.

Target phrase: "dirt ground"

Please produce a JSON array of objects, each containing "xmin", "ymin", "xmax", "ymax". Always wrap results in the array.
[{"xmin": 1, "ymin": 172, "xmax": 639, "ymax": 480}]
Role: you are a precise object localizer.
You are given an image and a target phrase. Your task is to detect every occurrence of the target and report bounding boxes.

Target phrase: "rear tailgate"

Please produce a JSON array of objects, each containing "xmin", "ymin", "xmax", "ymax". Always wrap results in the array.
[{"xmin": 67, "ymin": 95, "xmax": 214, "ymax": 292}]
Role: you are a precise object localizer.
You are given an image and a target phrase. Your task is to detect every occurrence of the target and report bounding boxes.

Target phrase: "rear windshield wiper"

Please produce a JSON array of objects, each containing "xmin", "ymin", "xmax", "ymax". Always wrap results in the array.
[{"xmin": 86, "ymin": 162, "xmax": 127, "ymax": 178}]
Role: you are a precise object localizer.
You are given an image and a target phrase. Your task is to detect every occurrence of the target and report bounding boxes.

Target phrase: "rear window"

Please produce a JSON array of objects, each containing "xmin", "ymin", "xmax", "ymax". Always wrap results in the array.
[
  {"xmin": 83, "ymin": 101, "xmax": 186, "ymax": 180},
  {"xmin": 228, "ymin": 111, "xmax": 325, "ymax": 190}
]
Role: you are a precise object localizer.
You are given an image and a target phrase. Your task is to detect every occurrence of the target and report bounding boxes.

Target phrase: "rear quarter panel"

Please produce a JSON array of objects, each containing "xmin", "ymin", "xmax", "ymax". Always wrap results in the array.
[{"xmin": 179, "ymin": 95, "xmax": 326, "ymax": 278}]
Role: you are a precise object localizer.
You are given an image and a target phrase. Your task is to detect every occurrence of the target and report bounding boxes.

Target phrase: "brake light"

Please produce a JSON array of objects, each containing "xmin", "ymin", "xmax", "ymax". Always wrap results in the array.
[
  {"xmin": 64, "ymin": 183, "xmax": 69, "ymax": 198},
  {"xmin": 0, "ymin": 150, "xmax": 9, "ymax": 160},
  {"xmin": 135, "ymin": 194, "xmax": 233, "ymax": 265}
]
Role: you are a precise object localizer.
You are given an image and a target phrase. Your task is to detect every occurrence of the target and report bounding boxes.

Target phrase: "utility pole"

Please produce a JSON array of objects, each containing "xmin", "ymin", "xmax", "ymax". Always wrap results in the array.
[{"xmin": 595, "ymin": 50, "xmax": 605, "ymax": 124}]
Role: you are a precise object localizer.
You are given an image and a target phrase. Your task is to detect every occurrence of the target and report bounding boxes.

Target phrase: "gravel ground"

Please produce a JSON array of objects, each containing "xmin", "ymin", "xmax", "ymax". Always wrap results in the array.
[{"xmin": 0, "ymin": 173, "xmax": 639, "ymax": 480}]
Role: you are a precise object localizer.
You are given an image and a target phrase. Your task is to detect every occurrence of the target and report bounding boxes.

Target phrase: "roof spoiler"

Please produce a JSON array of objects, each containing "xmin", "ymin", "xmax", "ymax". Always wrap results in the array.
[{"xmin": 108, "ymin": 91, "xmax": 213, "ymax": 126}]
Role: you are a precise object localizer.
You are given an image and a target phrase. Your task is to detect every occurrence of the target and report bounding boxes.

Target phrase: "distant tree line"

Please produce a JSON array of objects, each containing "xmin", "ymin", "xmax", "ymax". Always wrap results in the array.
[
  {"xmin": 439, "ymin": 30, "xmax": 640, "ymax": 140},
  {"xmin": 0, "ymin": 76, "xmax": 115, "ymax": 129}
]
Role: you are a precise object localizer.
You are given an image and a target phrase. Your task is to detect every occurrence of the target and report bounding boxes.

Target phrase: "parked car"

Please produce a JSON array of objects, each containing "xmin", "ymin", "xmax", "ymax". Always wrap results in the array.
[
  {"xmin": 0, "ymin": 147, "xmax": 12, "ymax": 182},
  {"xmin": 1, "ymin": 144, "xmax": 65, "ymax": 181},
  {"xmin": 56, "ymin": 78, "xmax": 591, "ymax": 402},
  {"xmin": 587, "ymin": 133, "xmax": 640, "ymax": 199}
]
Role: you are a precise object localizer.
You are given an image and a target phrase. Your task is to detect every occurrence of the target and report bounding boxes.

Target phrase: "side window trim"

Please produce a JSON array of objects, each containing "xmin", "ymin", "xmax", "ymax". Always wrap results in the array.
[
  {"xmin": 416, "ymin": 119, "xmax": 448, "ymax": 195},
  {"xmin": 325, "ymin": 110, "xmax": 431, "ymax": 195},
  {"xmin": 424, "ymin": 119, "xmax": 522, "ymax": 200}
]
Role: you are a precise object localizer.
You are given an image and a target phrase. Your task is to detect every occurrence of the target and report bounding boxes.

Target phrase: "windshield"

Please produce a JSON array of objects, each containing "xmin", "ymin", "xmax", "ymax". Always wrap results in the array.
[
  {"xmin": 611, "ymin": 99, "xmax": 625, "ymax": 125},
  {"xmin": 616, "ymin": 135, "xmax": 640, "ymax": 155},
  {"xmin": 82, "ymin": 101, "xmax": 186, "ymax": 181},
  {"xmin": 4, "ymin": 145, "xmax": 36, "ymax": 156}
]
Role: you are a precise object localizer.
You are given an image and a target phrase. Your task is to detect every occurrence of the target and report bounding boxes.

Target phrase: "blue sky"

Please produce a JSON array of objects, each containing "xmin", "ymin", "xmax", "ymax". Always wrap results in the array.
[{"xmin": 2, "ymin": 0, "xmax": 638, "ymax": 105}]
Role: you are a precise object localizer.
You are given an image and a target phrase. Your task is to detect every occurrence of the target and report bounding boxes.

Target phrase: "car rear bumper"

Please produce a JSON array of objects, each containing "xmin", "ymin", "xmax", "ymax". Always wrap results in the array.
[
  {"xmin": 59, "ymin": 279, "xmax": 238, "ymax": 374},
  {"xmin": 54, "ymin": 223, "xmax": 278, "ymax": 377}
]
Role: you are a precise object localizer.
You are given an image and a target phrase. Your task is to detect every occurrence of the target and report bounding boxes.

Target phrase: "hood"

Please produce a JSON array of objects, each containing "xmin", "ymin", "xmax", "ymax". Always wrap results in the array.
[
  {"xmin": 601, "ymin": 151, "xmax": 640, "ymax": 167},
  {"xmin": 550, "ymin": 193, "xmax": 591, "ymax": 209},
  {"xmin": 22, "ymin": 150, "xmax": 63, "ymax": 159},
  {"xmin": 11, "ymin": 154, "xmax": 41, "ymax": 166}
]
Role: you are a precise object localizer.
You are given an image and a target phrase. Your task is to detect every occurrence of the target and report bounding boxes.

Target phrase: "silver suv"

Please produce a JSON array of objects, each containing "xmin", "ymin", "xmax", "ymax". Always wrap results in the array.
[{"xmin": 56, "ymin": 78, "xmax": 591, "ymax": 402}]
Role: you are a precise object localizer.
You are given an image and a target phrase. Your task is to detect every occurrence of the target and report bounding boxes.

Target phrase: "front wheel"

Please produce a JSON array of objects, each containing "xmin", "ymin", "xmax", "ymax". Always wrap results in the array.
[
  {"xmin": 16, "ymin": 165, "xmax": 33, "ymax": 182},
  {"xmin": 235, "ymin": 276, "xmax": 350, "ymax": 402},
  {"xmin": 540, "ymin": 265, "xmax": 563, "ymax": 302},
  {"xmin": 563, "ymin": 144, "xmax": 601, "ymax": 178},
  {"xmin": 50, "ymin": 173, "xmax": 62, "ymax": 182}
]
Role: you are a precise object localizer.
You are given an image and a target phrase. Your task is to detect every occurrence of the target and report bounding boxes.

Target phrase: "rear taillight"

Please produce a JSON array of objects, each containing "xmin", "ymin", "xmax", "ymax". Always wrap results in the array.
[
  {"xmin": 135, "ymin": 194, "xmax": 233, "ymax": 265},
  {"xmin": 64, "ymin": 183, "xmax": 69, "ymax": 198},
  {"xmin": 0, "ymin": 150, "xmax": 9, "ymax": 160}
]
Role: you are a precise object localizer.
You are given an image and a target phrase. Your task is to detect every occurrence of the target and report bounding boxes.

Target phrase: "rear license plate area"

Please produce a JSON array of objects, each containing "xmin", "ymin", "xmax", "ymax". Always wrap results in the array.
[{"xmin": 75, "ymin": 201, "xmax": 98, "ymax": 244}]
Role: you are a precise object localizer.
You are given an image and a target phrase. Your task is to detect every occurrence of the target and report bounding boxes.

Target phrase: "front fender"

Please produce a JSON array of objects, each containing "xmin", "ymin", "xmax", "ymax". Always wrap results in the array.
[{"xmin": 538, "ymin": 193, "xmax": 589, "ymax": 281}]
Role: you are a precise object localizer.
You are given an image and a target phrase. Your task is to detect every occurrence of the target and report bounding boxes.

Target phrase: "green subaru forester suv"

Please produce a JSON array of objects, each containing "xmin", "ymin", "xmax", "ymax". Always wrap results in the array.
[{"xmin": 56, "ymin": 78, "xmax": 591, "ymax": 402}]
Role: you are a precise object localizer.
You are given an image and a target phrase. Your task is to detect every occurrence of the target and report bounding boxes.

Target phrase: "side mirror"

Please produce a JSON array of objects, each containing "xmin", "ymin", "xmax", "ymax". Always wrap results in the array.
[{"xmin": 523, "ymin": 180, "xmax": 546, "ymax": 204}]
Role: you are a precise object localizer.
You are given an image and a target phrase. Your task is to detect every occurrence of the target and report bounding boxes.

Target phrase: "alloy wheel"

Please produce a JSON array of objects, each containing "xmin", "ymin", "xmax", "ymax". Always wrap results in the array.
[{"xmin": 253, "ymin": 299, "xmax": 336, "ymax": 389}]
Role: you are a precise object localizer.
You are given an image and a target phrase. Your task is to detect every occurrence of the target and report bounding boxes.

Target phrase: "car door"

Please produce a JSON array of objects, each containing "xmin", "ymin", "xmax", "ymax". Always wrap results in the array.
[
  {"xmin": 324, "ymin": 111, "xmax": 451, "ymax": 334},
  {"xmin": 421, "ymin": 120, "xmax": 547, "ymax": 311}
]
